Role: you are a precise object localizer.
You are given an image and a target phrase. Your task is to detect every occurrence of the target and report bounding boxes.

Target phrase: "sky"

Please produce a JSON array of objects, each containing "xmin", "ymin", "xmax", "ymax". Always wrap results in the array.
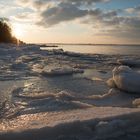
[{"xmin": 0, "ymin": 0, "xmax": 140, "ymax": 44}]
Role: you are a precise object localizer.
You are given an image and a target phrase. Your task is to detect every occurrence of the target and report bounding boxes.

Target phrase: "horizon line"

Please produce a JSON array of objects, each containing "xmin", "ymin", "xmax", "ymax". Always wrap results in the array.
[{"xmin": 33, "ymin": 43, "xmax": 140, "ymax": 46}]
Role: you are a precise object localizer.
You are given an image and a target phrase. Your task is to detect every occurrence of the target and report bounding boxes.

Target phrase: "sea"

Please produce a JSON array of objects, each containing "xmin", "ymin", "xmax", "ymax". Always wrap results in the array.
[{"xmin": 42, "ymin": 44, "xmax": 140, "ymax": 55}]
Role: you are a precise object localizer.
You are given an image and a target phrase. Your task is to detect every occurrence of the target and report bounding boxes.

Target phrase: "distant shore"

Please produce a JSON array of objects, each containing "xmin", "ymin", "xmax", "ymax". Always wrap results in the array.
[{"xmin": 38, "ymin": 43, "xmax": 140, "ymax": 46}]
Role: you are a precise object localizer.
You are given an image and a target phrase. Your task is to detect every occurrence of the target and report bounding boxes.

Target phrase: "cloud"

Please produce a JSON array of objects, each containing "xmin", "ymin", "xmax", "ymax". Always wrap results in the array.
[
  {"xmin": 37, "ymin": 2, "xmax": 89, "ymax": 26},
  {"xmin": 11, "ymin": 12, "xmax": 38, "ymax": 23},
  {"xmin": 16, "ymin": 0, "xmax": 110, "ymax": 10},
  {"xmin": 125, "ymin": 5, "xmax": 140, "ymax": 14},
  {"xmin": 16, "ymin": 0, "xmax": 30, "ymax": 6},
  {"xmin": 37, "ymin": 1, "xmax": 117, "ymax": 27},
  {"xmin": 16, "ymin": 0, "xmax": 51, "ymax": 10},
  {"xmin": 14, "ymin": 0, "xmax": 140, "ymax": 41},
  {"xmin": 94, "ymin": 16, "xmax": 140, "ymax": 39},
  {"xmin": 0, "ymin": 3, "xmax": 19, "ymax": 15},
  {"xmin": 61, "ymin": 0, "xmax": 110, "ymax": 5}
]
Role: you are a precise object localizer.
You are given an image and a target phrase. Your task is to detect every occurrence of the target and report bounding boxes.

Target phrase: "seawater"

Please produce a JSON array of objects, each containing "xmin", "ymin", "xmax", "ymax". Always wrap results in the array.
[{"xmin": 57, "ymin": 44, "xmax": 140, "ymax": 55}]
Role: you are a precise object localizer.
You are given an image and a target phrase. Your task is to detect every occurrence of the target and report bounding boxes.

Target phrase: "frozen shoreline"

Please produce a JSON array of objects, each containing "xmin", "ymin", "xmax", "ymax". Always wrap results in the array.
[
  {"xmin": 0, "ymin": 107, "xmax": 140, "ymax": 140},
  {"xmin": 0, "ymin": 43, "xmax": 140, "ymax": 139}
]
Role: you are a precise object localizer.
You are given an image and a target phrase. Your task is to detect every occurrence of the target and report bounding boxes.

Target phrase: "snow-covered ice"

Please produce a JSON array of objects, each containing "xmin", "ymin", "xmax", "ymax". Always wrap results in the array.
[
  {"xmin": 0, "ymin": 43, "xmax": 140, "ymax": 140},
  {"xmin": 0, "ymin": 107, "xmax": 140, "ymax": 140},
  {"xmin": 107, "ymin": 66, "xmax": 140, "ymax": 93}
]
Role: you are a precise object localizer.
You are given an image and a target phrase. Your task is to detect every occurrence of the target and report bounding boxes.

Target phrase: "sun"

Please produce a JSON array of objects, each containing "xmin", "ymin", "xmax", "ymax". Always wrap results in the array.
[{"xmin": 12, "ymin": 24, "xmax": 24, "ymax": 38}]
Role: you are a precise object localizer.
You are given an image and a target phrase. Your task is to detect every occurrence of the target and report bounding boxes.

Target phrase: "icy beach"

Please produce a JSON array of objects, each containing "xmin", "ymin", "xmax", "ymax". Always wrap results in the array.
[{"xmin": 0, "ymin": 43, "xmax": 140, "ymax": 140}]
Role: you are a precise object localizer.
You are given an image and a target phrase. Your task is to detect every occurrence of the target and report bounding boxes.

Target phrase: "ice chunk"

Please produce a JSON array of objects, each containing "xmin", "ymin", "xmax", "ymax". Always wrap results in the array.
[
  {"xmin": 21, "ymin": 44, "xmax": 40, "ymax": 52},
  {"xmin": 52, "ymin": 49, "xmax": 64, "ymax": 54},
  {"xmin": 32, "ymin": 64, "xmax": 44, "ymax": 74},
  {"xmin": 16, "ymin": 55, "xmax": 39, "ymax": 63},
  {"xmin": 94, "ymin": 119, "xmax": 126, "ymax": 139},
  {"xmin": 56, "ymin": 91, "xmax": 75, "ymax": 101},
  {"xmin": 88, "ymin": 89, "xmax": 116, "ymax": 100},
  {"xmin": 11, "ymin": 62, "xmax": 28, "ymax": 70},
  {"xmin": 106, "ymin": 78, "xmax": 116, "ymax": 88},
  {"xmin": 133, "ymin": 98, "xmax": 140, "ymax": 107},
  {"xmin": 41, "ymin": 67, "xmax": 84, "ymax": 76},
  {"xmin": 107, "ymin": 66, "xmax": 140, "ymax": 93},
  {"xmin": 117, "ymin": 59, "xmax": 140, "ymax": 67}
]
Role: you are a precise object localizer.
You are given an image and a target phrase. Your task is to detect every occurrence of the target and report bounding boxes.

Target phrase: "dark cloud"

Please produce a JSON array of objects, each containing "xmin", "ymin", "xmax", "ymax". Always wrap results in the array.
[
  {"xmin": 38, "ymin": 3, "xmax": 89, "ymax": 26},
  {"xmin": 38, "ymin": 2, "xmax": 118, "ymax": 27}
]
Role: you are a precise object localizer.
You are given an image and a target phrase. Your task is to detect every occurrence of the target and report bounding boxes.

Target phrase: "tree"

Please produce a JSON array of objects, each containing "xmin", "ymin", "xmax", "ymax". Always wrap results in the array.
[{"xmin": 0, "ymin": 18, "xmax": 23, "ymax": 44}]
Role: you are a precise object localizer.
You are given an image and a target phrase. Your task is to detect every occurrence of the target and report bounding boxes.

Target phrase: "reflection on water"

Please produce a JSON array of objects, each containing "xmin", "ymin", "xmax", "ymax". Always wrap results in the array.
[{"xmin": 57, "ymin": 44, "xmax": 140, "ymax": 55}]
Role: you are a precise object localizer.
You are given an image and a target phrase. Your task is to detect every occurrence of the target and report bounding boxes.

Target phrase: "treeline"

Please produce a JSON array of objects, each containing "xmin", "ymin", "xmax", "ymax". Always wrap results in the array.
[{"xmin": 0, "ymin": 19, "xmax": 24, "ymax": 44}]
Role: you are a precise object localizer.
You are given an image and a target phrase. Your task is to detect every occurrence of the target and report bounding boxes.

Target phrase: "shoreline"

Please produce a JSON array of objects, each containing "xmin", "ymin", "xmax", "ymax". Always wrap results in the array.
[{"xmin": 0, "ymin": 43, "xmax": 140, "ymax": 139}]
